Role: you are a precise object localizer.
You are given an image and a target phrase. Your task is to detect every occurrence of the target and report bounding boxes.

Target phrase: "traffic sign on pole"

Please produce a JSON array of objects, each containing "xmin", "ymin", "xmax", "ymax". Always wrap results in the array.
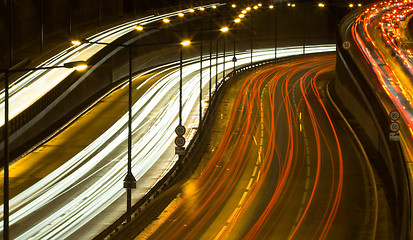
[
  {"xmin": 389, "ymin": 132, "xmax": 400, "ymax": 141},
  {"xmin": 175, "ymin": 136, "xmax": 185, "ymax": 147},
  {"xmin": 175, "ymin": 146, "xmax": 185, "ymax": 155},
  {"xmin": 175, "ymin": 125, "xmax": 186, "ymax": 136},
  {"xmin": 343, "ymin": 41, "xmax": 351, "ymax": 50},
  {"xmin": 390, "ymin": 122, "xmax": 400, "ymax": 132},
  {"xmin": 389, "ymin": 110, "xmax": 400, "ymax": 121}
]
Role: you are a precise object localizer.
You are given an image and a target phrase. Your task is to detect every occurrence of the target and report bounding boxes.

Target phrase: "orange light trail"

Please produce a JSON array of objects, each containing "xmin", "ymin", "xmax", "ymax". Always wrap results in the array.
[{"xmin": 144, "ymin": 54, "xmax": 345, "ymax": 240}]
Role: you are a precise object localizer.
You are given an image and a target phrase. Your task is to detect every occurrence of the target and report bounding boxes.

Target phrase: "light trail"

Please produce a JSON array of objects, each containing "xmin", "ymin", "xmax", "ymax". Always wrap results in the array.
[
  {"xmin": 0, "ymin": 45, "xmax": 335, "ymax": 239},
  {"xmin": 350, "ymin": 0, "xmax": 413, "ymax": 159},
  {"xmin": 143, "ymin": 54, "xmax": 358, "ymax": 240},
  {"xmin": 0, "ymin": 4, "xmax": 225, "ymax": 127}
]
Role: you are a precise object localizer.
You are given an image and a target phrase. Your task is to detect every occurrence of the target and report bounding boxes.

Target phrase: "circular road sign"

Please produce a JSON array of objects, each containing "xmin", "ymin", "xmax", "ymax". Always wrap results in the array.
[
  {"xmin": 175, "ymin": 136, "xmax": 186, "ymax": 147},
  {"xmin": 390, "ymin": 122, "xmax": 400, "ymax": 132},
  {"xmin": 389, "ymin": 110, "xmax": 400, "ymax": 121},
  {"xmin": 343, "ymin": 41, "xmax": 351, "ymax": 50},
  {"xmin": 175, "ymin": 125, "xmax": 186, "ymax": 136}
]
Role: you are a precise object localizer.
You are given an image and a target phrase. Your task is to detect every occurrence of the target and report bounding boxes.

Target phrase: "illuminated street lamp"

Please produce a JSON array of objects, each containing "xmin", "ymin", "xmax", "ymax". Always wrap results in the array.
[
  {"xmin": 270, "ymin": 4, "xmax": 278, "ymax": 59},
  {"xmin": 349, "ymin": 3, "xmax": 354, "ymax": 8},
  {"xmin": 71, "ymin": 25, "xmax": 146, "ymax": 222},
  {"xmin": 176, "ymin": 40, "xmax": 191, "ymax": 157},
  {"xmin": 1, "ymin": 60, "xmax": 87, "ymax": 240},
  {"xmin": 318, "ymin": 3, "xmax": 325, "ymax": 8},
  {"xmin": 220, "ymin": 27, "xmax": 229, "ymax": 78},
  {"xmin": 178, "ymin": 12, "xmax": 185, "ymax": 17},
  {"xmin": 233, "ymin": 19, "xmax": 241, "ymax": 73},
  {"xmin": 179, "ymin": 40, "xmax": 191, "ymax": 126},
  {"xmin": 163, "ymin": 18, "xmax": 171, "ymax": 23}
]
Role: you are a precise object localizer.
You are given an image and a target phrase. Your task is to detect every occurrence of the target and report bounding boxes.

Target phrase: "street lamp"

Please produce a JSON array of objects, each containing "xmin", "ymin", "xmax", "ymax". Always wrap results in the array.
[
  {"xmin": 1, "ymin": 60, "xmax": 87, "ymax": 240},
  {"xmin": 233, "ymin": 19, "xmax": 241, "ymax": 73},
  {"xmin": 179, "ymin": 40, "xmax": 191, "ymax": 127},
  {"xmin": 175, "ymin": 40, "xmax": 191, "ymax": 158},
  {"xmin": 72, "ymin": 27, "xmax": 146, "ymax": 222},
  {"xmin": 270, "ymin": 5, "xmax": 278, "ymax": 59},
  {"xmin": 220, "ymin": 27, "xmax": 229, "ymax": 80}
]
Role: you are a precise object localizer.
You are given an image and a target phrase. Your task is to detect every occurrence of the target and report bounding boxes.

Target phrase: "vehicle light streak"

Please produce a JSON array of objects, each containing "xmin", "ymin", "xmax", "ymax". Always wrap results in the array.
[
  {"xmin": 0, "ymin": 46, "xmax": 335, "ymax": 239},
  {"xmin": 145, "ymin": 54, "xmax": 345, "ymax": 239},
  {"xmin": 0, "ymin": 4, "xmax": 225, "ymax": 127},
  {"xmin": 350, "ymin": 0, "xmax": 413, "ymax": 160}
]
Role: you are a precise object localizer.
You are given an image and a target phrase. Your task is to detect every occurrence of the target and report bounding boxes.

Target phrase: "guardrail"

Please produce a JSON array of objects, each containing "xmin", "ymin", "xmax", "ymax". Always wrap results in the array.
[
  {"xmin": 95, "ymin": 52, "xmax": 325, "ymax": 240},
  {"xmin": 335, "ymin": 7, "xmax": 411, "ymax": 239}
]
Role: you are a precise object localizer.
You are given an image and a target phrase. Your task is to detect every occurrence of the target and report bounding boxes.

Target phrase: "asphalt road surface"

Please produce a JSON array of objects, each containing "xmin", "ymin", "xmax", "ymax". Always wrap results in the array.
[{"xmin": 139, "ymin": 54, "xmax": 384, "ymax": 240}]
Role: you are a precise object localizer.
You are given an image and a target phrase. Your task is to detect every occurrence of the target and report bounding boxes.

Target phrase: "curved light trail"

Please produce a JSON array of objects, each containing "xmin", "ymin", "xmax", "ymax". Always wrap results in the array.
[
  {"xmin": 349, "ymin": 0, "xmax": 413, "ymax": 159},
  {"xmin": 0, "ymin": 4, "xmax": 225, "ymax": 127},
  {"xmin": 142, "ymin": 54, "xmax": 377, "ymax": 240},
  {"xmin": 0, "ymin": 45, "xmax": 335, "ymax": 239}
]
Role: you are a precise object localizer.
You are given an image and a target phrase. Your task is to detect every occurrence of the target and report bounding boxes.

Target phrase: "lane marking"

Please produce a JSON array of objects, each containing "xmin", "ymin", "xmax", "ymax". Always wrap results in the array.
[
  {"xmin": 301, "ymin": 191, "xmax": 308, "ymax": 205},
  {"xmin": 295, "ymin": 207, "xmax": 304, "ymax": 223}
]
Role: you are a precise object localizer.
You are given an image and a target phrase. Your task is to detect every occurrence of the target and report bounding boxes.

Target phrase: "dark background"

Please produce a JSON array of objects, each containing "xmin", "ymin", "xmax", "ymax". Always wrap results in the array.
[{"xmin": 0, "ymin": 0, "xmax": 373, "ymax": 69}]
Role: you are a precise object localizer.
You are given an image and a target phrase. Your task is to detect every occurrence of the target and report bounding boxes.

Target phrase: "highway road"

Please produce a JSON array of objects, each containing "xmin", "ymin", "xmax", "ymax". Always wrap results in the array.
[
  {"xmin": 138, "ymin": 54, "xmax": 383, "ymax": 239},
  {"xmin": 0, "ymin": 45, "xmax": 335, "ymax": 239},
  {"xmin": 347, "ymin": 0, "xmax": 413, "ymax": 160},
  {"xmin": 0, "ymin": 4, "xmax": 225, "ymax": 127}
]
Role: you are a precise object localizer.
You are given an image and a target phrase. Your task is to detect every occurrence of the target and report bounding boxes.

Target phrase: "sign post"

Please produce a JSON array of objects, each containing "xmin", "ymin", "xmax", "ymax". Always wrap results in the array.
[{"xmin": 389, "ymin": 109, "xmax": 401, "ymax": 142}]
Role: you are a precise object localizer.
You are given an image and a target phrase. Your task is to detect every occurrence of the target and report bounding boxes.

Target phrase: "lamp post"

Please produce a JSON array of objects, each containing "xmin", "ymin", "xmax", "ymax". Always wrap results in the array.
[
  {"xmin": 222, "ymin": 28, "xmax": 228, "ymax": 79},
  {"xmin": 209, "ymin": 19, "xmax": 212, "ymax": 101},
  {"xmin": 8, "ymin": 0, "xmax": 13, "ymax": 68},
  {"xmin": 250, "ymin": 8, "xmax": 254, "ymax": 64},
  {"xmin": 179, "ymin": 40, "xmax": 191, "ymax": 127},
  {"xmin": 199, "ymin": 21, "xmax": 203, "ymax": 125},
  {"xmin": 220, "ymin": 27, "xmax": 229, "ymax": 83},
  {"xmin": 72, "ymin": 26, "xmax": 148, "ymax": 222},
  {"xmin": 233, "ymin": 18, "xmax": 241, "ymax": 73},
  {"xmin": 175, "ymin": 40, "xmax": 191, "ymax": 159},
  {"xmin": 1, "ymin": 60, "xmax": 88, "ymax": 240},
  {"xmin": 269, "ymin": 5, "xmax": 277, "ymax": 59}
]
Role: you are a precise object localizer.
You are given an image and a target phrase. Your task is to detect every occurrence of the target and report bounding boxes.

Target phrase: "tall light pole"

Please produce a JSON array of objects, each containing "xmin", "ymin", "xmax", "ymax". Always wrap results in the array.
[
  {"xmin": 269, "ymin": 5, "xmax": 277, "ymax": 59},
  {"xmin": 233, "ymin": 18, "xmax": 241, "ymax": 73},
  {"xmin": 72, "ymin": 25, "xmax": 146, "ymax": 222},
  {"xmin": 209, "ymin": 18, "xmax": 212, "ymax": 101},
  {"xmin": 175, "ymin": 40, "xmax": 191, "ymax": 158},
  {"xmin": 8, "ymin": 0, "xmax": 13, "ymax": 68},
  {"xmin": 199, "ymin": 21, "xmax": 203, "ymax": 125},
  {"xmin": 1, "ymin": 60, "xmax": 88, "ymax": 240},
  {"xmin": 179, "ymin": 40, "xmax": 191, "ymax": 126},
  {"xmin": 220, "ymin": 27, "xmax": 229, "ymax": 83},
  {"xmin": 250, "ymin": 8, "xmax": 254, "ymax": 64}
]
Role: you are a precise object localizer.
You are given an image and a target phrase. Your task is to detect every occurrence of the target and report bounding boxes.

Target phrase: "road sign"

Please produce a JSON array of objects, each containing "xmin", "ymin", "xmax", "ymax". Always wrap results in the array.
[
  {"xmin": 389, "ymin": 132, "xmax": 400, "ymax": 141},
  {"xmin": 175, "ymin": 125, "xmax": 186, "ymax": 136},
  {"xmin": 343, "ymin": 41, "xmax": 351, "ymax": 50},
  {"xmin": 175, "ymin": 136, "xmax": 185, "ymax": 147},
  {"xmin": 175, "ymin": 146, "xmax": 186, "ymax": 155},
  {"xmin": 390, "ymin": 122, "xmax": 400, "ymax": 132},
  {"xmin": 389, "ymin": 110, "xmax": 400, "ymax": 121}
]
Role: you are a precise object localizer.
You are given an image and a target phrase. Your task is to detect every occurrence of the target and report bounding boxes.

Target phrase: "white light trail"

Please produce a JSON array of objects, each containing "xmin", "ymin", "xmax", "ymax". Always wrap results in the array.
[{"xmin": 0, "ymin": 44, "xmax": 335, "ymax": 239}]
